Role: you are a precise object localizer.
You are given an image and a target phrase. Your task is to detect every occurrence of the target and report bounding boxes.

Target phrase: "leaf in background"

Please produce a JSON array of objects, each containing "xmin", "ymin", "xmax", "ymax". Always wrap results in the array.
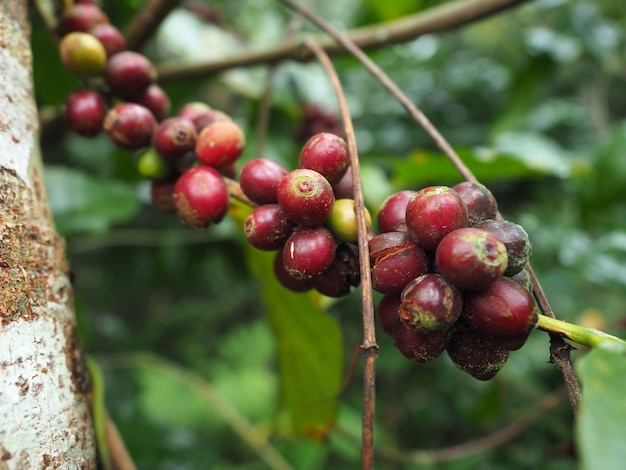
[
  {"xmin": 44, "ymin": 165, "xmax": 142, "ymax": 236},
  {"xmin": 230, "ymin": 201, "xmax": 343, "ymax": 441},
  {"xmin": 576, "ymin": 347, "xmax": 626, "ymax": 470}
]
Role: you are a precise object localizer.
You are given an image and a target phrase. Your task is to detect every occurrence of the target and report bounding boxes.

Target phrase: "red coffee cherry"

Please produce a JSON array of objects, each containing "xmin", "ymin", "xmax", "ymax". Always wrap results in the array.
[
  {"xmin": 331, "ymin": 169, "xmax": 353, "ymax": 200},
  {"xmin": 273, "ymin": 251, "xmax": 312, "ymax": 293},
  {"xmin": 277, "ymin": 169, "xmax": 335, "ymax": 226},
  {"xmin": 435, "ymin": 227, "xmax": 508, "ymax": 291},
  {"xmin": 195, "ymin": 120, "xmax": 246, "ymax": 169},
  {"xmin": 152, "ymin": 117, "xmax": 197, "ymax": 160},
  {"xmin": 174, "ymin": 166, "xmax": 230, "ymax": 228},
  {"xmin": 65, "ymin": 90, "xmax": 106, "ymax": 137},
  {"xmin": 446, "ymin": 326, "xmax": 509, "ymax": 381},
  {"xmin": 135, "ymin": 85, "xmax": 171, "ymax": 122},
  {"xmin": 239, "ymin": 158, "xmax": 288, "ymax": 205},
  {"xmin": 475, "ymin": 219, "xmax": 532, "ymax": 277},
  {"xmin": 150, "ymin": 179, "xmax": 177, "ymax": 213},
  {"xmin": 244, "ymin": 205, "xmax": 294, "ymax": 251},
  {"xmin": 282, "ymin": 226, "xmax": 336, "ymax": 280},
  {"xmin": 462, "ymin": 277, "xmax": 538, "ymax": 350},
  {"xmin": 88, "ymin": 23, "xmax": 125, "ymax": 57},
  {"xmin": 453, "ymin": 181, "xmax": 498, "ymax": 226},
  {"xmin": 405, "ymin": 185, "xmax": 468, "ymax": 251},
  {"xmin": 299, "ymin": 132, "xmax": 350, "ymax": 185},
  {"xmin": 393, "ymin": 320, "xmax": 452, "ymax": 364},
  {"xmin": 103, "ymin": 103, "xmax": 156, "ymax": 150},
  {"xmin": 377, "ymin": 295, "xmax": 401, "ymax": 336},
  {"xmin": 59, "ymin": 3, "xmax": 108, "ymax": 35},
  {"xmin": 105, "ymin": 51, "xmax": 157, "ymax": 99},
  {"xmin": 377, "ymin": 190, "xmax": 415, "ymax": 233},
  {"xmin": 311, "ymin": 243, "xmax": 360, "ymax": 298},
  {"xmin": 399, "ymin": 273, "xmax": 463, "ymax": 333}
]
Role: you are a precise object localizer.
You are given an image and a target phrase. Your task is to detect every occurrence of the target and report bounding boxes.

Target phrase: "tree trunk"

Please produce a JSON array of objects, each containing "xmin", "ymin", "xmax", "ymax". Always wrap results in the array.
[{"xmin": 0, "ymin": 1, "xmax": 96, "ymax": 468}]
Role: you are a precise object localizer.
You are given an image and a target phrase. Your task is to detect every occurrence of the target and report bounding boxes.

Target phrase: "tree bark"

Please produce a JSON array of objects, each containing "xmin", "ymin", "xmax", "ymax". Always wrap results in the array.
[{"xmin": 0, "ymin": 1, "xmax": 97, "ymax": 468}]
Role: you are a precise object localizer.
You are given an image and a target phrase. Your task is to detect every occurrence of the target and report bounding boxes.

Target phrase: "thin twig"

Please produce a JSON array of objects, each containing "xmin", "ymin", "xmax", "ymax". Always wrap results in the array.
[
  {"xmin": 105, "ymin": 411, "xmax": 137, "ymax": 470},
  {"xmin": 303, "ymin": 37, "xmax": 377, "ymax": 470},
  {"xmin": 124, "ymin": 0, "xmax": 185, "ymax": 52},
  {"xmin": 158, "ymin": 0, "xmax": 526, "ymax": 83}
]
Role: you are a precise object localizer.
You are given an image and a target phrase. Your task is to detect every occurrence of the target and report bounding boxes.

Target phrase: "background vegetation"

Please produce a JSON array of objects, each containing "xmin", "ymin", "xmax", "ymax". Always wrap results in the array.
[{"xmin": 33, "ymin": 0, "xmax": 626, "ymax": 468}]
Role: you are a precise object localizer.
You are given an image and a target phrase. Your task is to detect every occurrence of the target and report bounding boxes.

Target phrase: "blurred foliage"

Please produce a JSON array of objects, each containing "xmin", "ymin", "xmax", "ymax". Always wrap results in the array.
[{"xmin": 30, "ymin": 0, "xmax": 626, "ymax": 468}]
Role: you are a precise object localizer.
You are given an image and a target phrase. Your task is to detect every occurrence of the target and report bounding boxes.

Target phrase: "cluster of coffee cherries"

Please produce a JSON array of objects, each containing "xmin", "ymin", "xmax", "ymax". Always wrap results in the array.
[
  {"xmin": 373, "ymin": 183, "xmax": 537, "ymax": 380},
  {"xmin": 240, "ymin": 133, "xmax": 371, "ymax": 298}
]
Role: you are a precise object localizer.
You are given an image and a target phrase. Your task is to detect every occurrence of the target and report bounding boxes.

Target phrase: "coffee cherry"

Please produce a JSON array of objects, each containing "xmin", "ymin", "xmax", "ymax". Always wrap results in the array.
[
  {"xmin": 88, "ymin": 23, "xmax": 125, "ymax": 57},
  {"xmin": 174, "ymin": 166, "xmax": 230, "ymax": 228},
  {"xmin": 65, "ymin": 90, "xmax": 106, "ymax": 137},
  {"xmin": 299, "ymin": 132, "xmax": 350, "ymax": 185},
  {"xmin": 282, "ymin": 226, "xmax": 336, "ymax": 280},
  {"xmin": 195, "ymin": 120, "xmax": 246, "ymax": 169},
  {"xmin": 277, "ymin": 169, "xmax": 335, "ymax": 226},
  {"xmin": 406, "ymin": 186, "xmax": 468, "ymax": 251},
  {"xmin": 463, "ymin": 277, "xmax": 538, "ymax": 350},
  {"xmin": 475, "ymin": 219, "xmax": 532, "ymax": 277},
  {"xmin": 273, "ymin": 251, "xmax": 312, "ymax": 292},
  {"xmin": 399, "ymin": 273, "xmax": 463, "ymax": 333},
  {"xmin": 509, "ymin": 268, "xmax": 532, "ymax": 292},
  {"xmin": 105, "ymin": 51, "xmax": 157, "ymax": 99},
  {"xmin": 59, "ymin": 3, "xmax": 108, "ymax": 35},
  {"xmin": 326, "ymin": 198, "xmax": 372, "ymax": 243},
  {"xmin": 331, "ymin": 169, "xmax": 353, "ymax": 200},
  {"xmin": 59, "ymin": 32, "xmax": 107, "ymax": 77},
  {"xmin": 191, "ymin": 109, "xmax": 230, "ymax": 133},
  {"xmin": 178, "ymin": 102, "xmax": 212, "ymax": 121},
  {"xmin": 436, "ymin": 227, "xmax": 508, "ymax": 291},
  {"xmin": 103, "ymin": 103, "xmax": 156, "ymax": 150},
  {"xmin": 239, "ymin": 158, "xmax": 288, "ymax": 205},
  {"xmin": 137, "ymin": 147, "xmax": 170, "ymax": 180},
  {"xmin": 244, "ymin": 205, "xmax": 294, "ymax": 251},
  {"xmin": 311, "ymin": 243, "xmax": 360, "ymax": 298},
  {"xmin": 150, "ymin": 179, "xmax": 176, "ymax": 212},
  {"xmin": 446, "ymin": 327, "xmax": 509, "ymax": 381},
  {"xmin": 453, "ymin": 181, "xmax": 498, "ymax": 226},
  {"xmin": 152, "ymin": 117, "xmax": 197, "ymax": 160},
  {"xmin": 136, "ymin": 85, "xmax": 171, "ymax": 122},
  {"xmin": 377, "ymin": 190, "xmax": 415, "ymax": 233},
  {"xmin": 393, "ymin": 320, "xmax": 451, "ymax": 363},
  {"xmin": 369, "ymin": 231, "xmax": 430, "ymax": 295},
  {"xmin": 376, "ymin": 295, "xmax": 401, "ymax": 336}
]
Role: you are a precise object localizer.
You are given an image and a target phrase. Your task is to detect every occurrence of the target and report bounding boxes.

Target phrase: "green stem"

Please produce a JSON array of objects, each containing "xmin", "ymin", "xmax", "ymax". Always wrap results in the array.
[{"xmin": 537, "ymin": 314, "xmax": 626, "ymax": 354}]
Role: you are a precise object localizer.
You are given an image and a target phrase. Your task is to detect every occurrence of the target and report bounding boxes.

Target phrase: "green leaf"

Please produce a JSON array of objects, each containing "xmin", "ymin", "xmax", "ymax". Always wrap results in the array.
[
  {"xmin": 231, "ymin": 202, "xmax": 343, "ymax": 440},
  {"xmin": 44, "ymin": 165, "xmax": 142, "ymax": 236},
  {"xmin": 576, "ymin": 347, "xmax": 626, "ymax": 470}
]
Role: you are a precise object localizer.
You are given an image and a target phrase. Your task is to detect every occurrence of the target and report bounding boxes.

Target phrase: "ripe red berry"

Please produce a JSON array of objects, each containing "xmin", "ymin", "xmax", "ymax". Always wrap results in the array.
[
  {"xmin": 369, "ymin": 231, "xmax": 431, "ymax": 295},
  {"xmin": 377, "ymin": 190, "xmax": 415, "ymax": 233},
  {"xmin": 311, "ymin": 243, "xmax": 360, "ymax": 298},
  {"xmin": 174, "ymin": 166, "xmax": 230, "ymax": 228},
  {"xmin": 475, "ymin": 219, "xmax": 532, "ymax": 276},
  {"xmin": 282, "ymin": 226, "xmax": 336, "ymax": 280},
  {"xmin": 88, "ymin": 23, "xmax": 125, "ymax": 57},
  {"xmin": 244, "ymin": 205, "xmax": 294, "ymax": 251},
  {"xmin": 273, "ymin": 251, "xmax": 312, "ymax": 292},
  {"xmin": 463, "ymin": 277, "xmax": 538, "ymax": 350},
  {"xmin": 399, "ymin": 273, "xmax": 463, "ymax": 333},
  {"xmin": 377, "ymin": 295, "xmax": 401, "ymax": 336},
  {"xmin": 59, "ymin": 3, "xmax": 108, "ymax": 35},
  {"xmin": 105, "ymin": 51, "xmax": 157, "ymax": 99},
  {"xmin": 152, "ymin": 117, "xmax": 197, "ymax": 159},
  {"xmin": 65, "ymin": 90, "xmax": 106, "ymax": 137},
  {"xmin": 331, "ymin": 170, "xmax": 353, "ymax": 200},
  {"xmin": 453, "ymin": 181, "xmax": 498, "ymax": 226},
  {"xmin": 393, "ymin": 320, "xmax": 452, "ymax": 364},
  {"xmin": 277, "ymin": 169, "xmax": 335, "ymax": 226},
  {"xmin": 150, "ymin": 179, "xmax": 176, "ymax": 212},
  {"xmin": 103, "ymin": 103, "xmax": 156, "ymax": 150},
  {"xmin": 135, "ymin": 85, "xmax": 171, "ymax": 122},
  {"xmin": 239, "ymin": 158, "xmax": 288, "ymax": 205},
  {"xmin": 436, "ymin": 227, "xmax": 508, "ymax": 291},
  {"xmin": 446, "ymin": 327, "xmax": 509, "ymax": 381},
  {"xmin": 299, "ymin": 132, "xmax": 350, "ymax": 185},
  {"xmin": 195, "ymin": 120, "xmax": 245, "ymax": 169},
  {"xmin": 406, "ymin": 186, "xmax": 468, "ymax": 251}
]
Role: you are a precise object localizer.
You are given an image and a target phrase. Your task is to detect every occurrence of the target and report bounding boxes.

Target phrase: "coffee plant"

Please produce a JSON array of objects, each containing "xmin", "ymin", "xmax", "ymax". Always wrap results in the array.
[{"xmin": 21, "ymin": 0, "xmax": 626, "ymax": 468}]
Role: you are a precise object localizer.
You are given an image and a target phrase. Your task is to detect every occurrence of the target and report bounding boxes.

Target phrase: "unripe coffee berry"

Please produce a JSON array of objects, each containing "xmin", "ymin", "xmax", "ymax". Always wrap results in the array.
[
  {"xmin": 137, "ymin": 147, "xmax": 170, "ymax": 180},
  {"xmin": 277, "ymin": 169, "xmax": 335, "ymax": 226},
  {"xmin": 174, "ymin": 166, "xmax": 230, "ymax": 228},
  {"xmin": 299, "ymin": 132, "xmax": 350, "ymax": 185},
  {"xmin": 195, "ymin": 120, "xmax": 245, "ymax": 169},
  {"xmin": 105, "ymin": 51, "xmax": 157, "ymax": 99},
  {"xmin": 436, "ymin": 227, "xmax": 508, "ymax": 291},
  {"xmin": 399, "ymin": 273, "xmax": 463, "ymax": 333},
  {"xmin": 65, "ymin": 90, "xmax": 106, "ymax": 137},
  {"xmin": 282, "ymin": 226, "xmax": 336, "ymax": 280},
  {"xmin": 406, "ymin": 186, "xmax": 468, "ymax": 251},
  {"xmin": 239, "ymin": 158, "xmax": 288, "ymax": 205},
  {"xmin": 152, "ymin": 117, "xmax": 197, "ymax": 159},
  {"xmin": 326, "ymin": 198, "xmax": 372, "ymax": 243},
  {"xmin": 103, "ymin": 103, "xmax": 156, "ymax": 150},
  {"xmin": 59, "ymin": 32, "xmax": 107, "ymax": 77}
]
